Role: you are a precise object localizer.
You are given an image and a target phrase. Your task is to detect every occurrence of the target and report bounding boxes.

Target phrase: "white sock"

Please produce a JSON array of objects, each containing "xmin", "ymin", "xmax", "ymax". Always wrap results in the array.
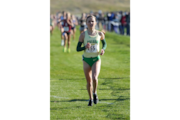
[{"xmin": 61, "ymin": 40, "xmax": 64, "ymax": 45}]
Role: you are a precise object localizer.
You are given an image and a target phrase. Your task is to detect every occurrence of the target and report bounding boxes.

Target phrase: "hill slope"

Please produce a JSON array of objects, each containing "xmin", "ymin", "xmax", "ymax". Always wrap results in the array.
[{"xmin": 50, "ymin": 0, "xmax": 130, "ymax": 15}]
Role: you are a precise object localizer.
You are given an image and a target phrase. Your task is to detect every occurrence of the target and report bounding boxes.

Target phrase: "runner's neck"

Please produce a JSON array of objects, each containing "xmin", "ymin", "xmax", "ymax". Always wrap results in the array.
[{"xmin": 87, "ymin": 29, "xmax": 96, "ymax": 35}]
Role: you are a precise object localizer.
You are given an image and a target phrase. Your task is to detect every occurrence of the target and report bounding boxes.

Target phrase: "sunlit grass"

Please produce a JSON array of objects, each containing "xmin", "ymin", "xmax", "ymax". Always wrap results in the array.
[{"xmin": 50, "ymin": 26, "xmax": 130, "ymax": 120}]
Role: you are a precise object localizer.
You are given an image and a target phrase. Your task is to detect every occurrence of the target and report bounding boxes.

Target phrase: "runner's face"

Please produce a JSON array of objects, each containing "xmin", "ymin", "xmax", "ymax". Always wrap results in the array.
[{"xmin": 86, "ymin": 17, "xmax": 96, "ymax": 29}]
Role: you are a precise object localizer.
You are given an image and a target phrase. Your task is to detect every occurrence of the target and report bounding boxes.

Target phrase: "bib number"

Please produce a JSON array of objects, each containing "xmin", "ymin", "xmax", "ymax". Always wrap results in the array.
[
  {"xmin": 64, "ymin": 27, "xmax": 69, "ymax": 31},
  {"xmin": 83, "ymin": 22, "xmax": 86, "ymax": 25},
  {"xmin": 86, "ymin": 44, "xmax": 97, "ymax": 53}
]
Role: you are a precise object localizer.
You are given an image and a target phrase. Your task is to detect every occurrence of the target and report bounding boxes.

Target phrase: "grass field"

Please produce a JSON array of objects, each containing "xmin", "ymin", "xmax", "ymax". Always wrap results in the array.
[{"xmin": 50, "ymin": 26, "xmax": 130, "ymax": 120}]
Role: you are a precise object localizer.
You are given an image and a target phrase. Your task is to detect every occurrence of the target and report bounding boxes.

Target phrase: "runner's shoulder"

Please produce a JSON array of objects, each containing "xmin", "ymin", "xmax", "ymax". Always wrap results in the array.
[
  {"xmin": 97, "ymin": 30, "xmax": 104, "ymax": 36},
  {"xmin": 80, "ymin": 31, "xmax": 86, "ymax": 37}
]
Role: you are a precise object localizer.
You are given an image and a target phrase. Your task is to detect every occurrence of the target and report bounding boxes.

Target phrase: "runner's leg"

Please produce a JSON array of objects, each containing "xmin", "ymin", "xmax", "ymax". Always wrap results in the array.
[
  {"xmin": 83, "ymin": 61, "xmax": 93, "ymax": 100},
  {"xmin": 92, "ymin": 59, "xmax": 101, "ymax": 94}
]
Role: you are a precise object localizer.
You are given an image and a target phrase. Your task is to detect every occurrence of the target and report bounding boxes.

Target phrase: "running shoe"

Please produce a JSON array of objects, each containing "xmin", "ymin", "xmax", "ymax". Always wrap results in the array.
[
  {"xmin": 88, "ymin": 100, "xmax": 93, "ymax": 106},
  {"xmin": 63, "ymin": 47, "xmax": 67, "ymax": 52},
  {"xmin": 68, "ymin": 48, "xmax": 71, "ymax": 53},
  {"xmin": 93, "ymin": 93, "xmax": 99, "ymax": 104}
]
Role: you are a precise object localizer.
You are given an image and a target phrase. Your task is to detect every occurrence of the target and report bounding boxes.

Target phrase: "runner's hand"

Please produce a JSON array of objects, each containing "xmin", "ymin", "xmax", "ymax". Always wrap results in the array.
[
  {"xmin": 100, "ymin": 49, "xmax": 105, "ymax": 55},
  {"xmin": 86, "ymin": 42, "xmax": 91, "ymax": 49}
]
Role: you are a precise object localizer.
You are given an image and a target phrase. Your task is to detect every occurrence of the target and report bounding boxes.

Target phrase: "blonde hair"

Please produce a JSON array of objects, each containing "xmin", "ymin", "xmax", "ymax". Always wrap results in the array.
[
  {"xmin": 86, "ymin": 15, "xmax": 96, "ymax": 22},
  {"xmin": 66, "ymin": 12, "xmax": 71, "ymax": 19}
]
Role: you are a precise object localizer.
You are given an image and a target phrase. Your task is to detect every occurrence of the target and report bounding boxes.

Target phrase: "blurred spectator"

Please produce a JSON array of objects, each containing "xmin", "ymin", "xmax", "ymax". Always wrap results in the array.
[
  {"xmin": 117, "ymin": 11, "xmax": 122, "ymax": 34},
  {"xmin": 104, "ymin": 12, "xmax": 108, "ymax": 31},
  {"xmin": 51, "ymin": 10, "xmax": 130, "ymax": 36},
  {"xmin": 125, "ymin": 12, "xmax": 129, "ymax": 35},
  {"xmin": 107, "ymin": 12, "xmax": 113, "ymax": 31},
  {"xmin": 112, "ymin": 14, "xmax": 120, "ymax": 34},
  {"xmin": 111, "ymin": 12, "xmax": 116, "ymax": 32},
  {"xmin": 97, "ymin": 10, "xmax": 104, "ymax": 30},
  {"xmin": 93, "ymin": 12, "xmax": 99, "ymax": 30},
  {"xmin": 120, "ymin": 12, "xmax": 127, "ymax": 35},
  {"xmin": 79, "ymin": 13, "xmax": 87, "ymax": 34},
  {"xmin": 126, "ymin": 12, "xmax": 130, "ymax": 36},
  {"xmin": 90, "ymin": 11, "xmax": 93, "ymax": 15}
]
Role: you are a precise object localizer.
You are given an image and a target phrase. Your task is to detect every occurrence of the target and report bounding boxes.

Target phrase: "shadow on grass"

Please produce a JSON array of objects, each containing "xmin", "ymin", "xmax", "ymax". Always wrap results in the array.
[
  {"xmin": 51, "ymin": 97, "xmax": 129, "ymax": 103},
  {"xmin": 99, "ymin": 88, "xmax": 129, "ymax": 90},
  {"xmin": 50, "ymin": 95, "xmax": 129, "ymax": 112},
  {"xmin": 51, "ymin": 99, "xmax": 87, "ymax": 102},
  {"xmin": 55, "ymin": 77, "xmax": 128, "ymax": 80},
  {"xmin": 80, "ymin": 88, "xmax": 129, "ymax": 90}
]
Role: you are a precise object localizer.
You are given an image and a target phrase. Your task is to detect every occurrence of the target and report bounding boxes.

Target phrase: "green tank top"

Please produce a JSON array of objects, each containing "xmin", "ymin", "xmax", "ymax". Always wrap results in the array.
[{"xmin": 83, "ymin": 30, "xmax": 101, "ymax": 58}]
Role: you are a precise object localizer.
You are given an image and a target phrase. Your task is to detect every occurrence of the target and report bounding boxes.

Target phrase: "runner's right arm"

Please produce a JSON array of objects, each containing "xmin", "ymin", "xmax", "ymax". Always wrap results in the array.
[{"xmin": 76, "ymin": 32, "xmax": 91, "ymax": 52}]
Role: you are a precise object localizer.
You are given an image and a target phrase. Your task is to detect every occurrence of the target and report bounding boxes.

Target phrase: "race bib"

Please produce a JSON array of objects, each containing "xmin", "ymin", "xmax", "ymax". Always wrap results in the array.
[
  {"xmin": 64, "ymin": 27, "xmax": 69, "ymax": 31},
  {"xmin": 83, "ymin": 22, "xmax": 86, "ymax": 25},
  {"xmin": 86, "ymin": 44, "xmax": 98, "ymax": 53}
]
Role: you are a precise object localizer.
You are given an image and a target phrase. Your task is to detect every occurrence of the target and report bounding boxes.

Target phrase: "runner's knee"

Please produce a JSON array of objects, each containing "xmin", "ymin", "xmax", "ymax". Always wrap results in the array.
[
  {"xmin": 92, "ymin": 76, "xmax": 98, "ymax": 82},
  {"xmin": 87, "ymin": 82, "xmax": 92, "ymax": 87}
]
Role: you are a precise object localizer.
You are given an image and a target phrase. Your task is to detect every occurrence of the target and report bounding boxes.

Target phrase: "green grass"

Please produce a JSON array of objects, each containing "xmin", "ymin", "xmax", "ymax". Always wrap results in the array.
[{"xmin": 50, "ymin": 26, "xmax": 130, "ymax": 120}]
